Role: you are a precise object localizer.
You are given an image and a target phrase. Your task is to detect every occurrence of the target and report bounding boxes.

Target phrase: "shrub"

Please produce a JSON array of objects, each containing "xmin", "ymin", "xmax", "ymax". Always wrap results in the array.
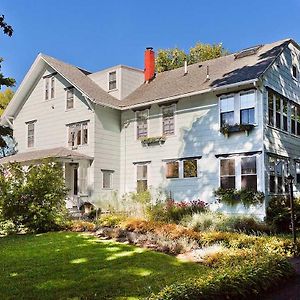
[
  {"xmin": 69, "ymin": 220, "xmax": 96, "ymax": 232},
  {"xmin": 149, "ymin": 255, "xmax": 294, "ymax": 300},
  {"xmin": 266, "ymin": 195, "xmax": 300, "ymax": 233},
  {"xmin": 214, "ymin": 188, "xmax": 264, "ymax": 208},
  {"xmin": 99, "ymin": 214, "xmax": 126, "ymax": 227},
  {"xmin": 0, "ymin": 161, "xmax": 69, "ymax": 233}
]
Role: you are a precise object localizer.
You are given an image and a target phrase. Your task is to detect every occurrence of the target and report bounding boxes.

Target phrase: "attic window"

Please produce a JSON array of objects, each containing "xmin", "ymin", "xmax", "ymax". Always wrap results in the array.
[
  {"xmin": 234, "ymin": 45, "xmax": 262, "ymax": 59},
  {"xmin": 109, "ymin": 71, "xmax": 117, "ymax": 90}
]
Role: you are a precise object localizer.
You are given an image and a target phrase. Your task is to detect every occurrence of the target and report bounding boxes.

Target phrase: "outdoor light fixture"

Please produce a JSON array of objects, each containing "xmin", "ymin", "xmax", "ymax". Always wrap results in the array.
[{"xmin": 287, "ymin": 174, "xmax": 297, "ymax": 251}]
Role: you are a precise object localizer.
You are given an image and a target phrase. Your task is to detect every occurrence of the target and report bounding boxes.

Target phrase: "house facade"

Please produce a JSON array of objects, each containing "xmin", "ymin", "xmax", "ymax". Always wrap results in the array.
[{"xmin": 1, "ymin": 38, "xmax": 300, "ymax": 218}]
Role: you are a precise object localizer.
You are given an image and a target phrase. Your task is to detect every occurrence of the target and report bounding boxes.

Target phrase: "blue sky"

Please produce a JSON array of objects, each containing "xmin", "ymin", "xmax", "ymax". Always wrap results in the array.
[{"xmin": 1, "ymin": 0, "xmax": 300, "ymax": 89}]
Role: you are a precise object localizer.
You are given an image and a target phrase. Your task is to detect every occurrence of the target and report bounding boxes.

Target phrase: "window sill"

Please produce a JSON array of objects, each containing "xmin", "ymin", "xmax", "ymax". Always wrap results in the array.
[
  {"xmin": 65, "ymin": 108, "xmax": 75, "ymax": 112},
  {"xmin": 166, "ymin": 177, "xmax": 199, "ymax": 180},
  {"xmin": 108, "ymin": 88, "xmax": 118, "ymax": 93},
  {"xmin": 266, "ymin": 125, "xmax": 295, "ymax": 137},
  {"xmin": 102, "ymin": 188, "xmax": 113, "ymax": 191}
]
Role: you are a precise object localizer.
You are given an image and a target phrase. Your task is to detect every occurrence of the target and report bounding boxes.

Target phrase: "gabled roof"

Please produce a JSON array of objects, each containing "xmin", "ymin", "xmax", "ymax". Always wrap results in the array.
[
  {"xmin": 0, "ymin": 147, "xmax": 93, "ymax": 164},
  {"xmin": 40, "ymin": 54, "xmax": 121, "ymax": 108},
  {"xmin": 120, "ymin": 39, "xmax": 292, "ymax": 108}
]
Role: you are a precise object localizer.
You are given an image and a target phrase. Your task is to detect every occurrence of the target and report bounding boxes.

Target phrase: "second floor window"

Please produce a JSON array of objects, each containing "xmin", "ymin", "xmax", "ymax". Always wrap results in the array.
[
  {"xmin": 240, "ymin": 91, "xmax": 255, "ymax": 124},
  {"xmin": 66, "ymin": 88, "xmax": 74, "ymax": 110},
  {"xmin": 162, "ymin": 104, "xmax": 175, "ymax": 135},
  {"xmin": 109, "ymin": 71, "xmax": 117, "ymax": 90},
  {"xmin": 27, "ymin": 122, "xmax": 35, "ymax": 148},
  {"xmin": 68, "ymin": 122, "xmax": 88, "ymax": 147},
  {"xmin": 136, "ymin": 110, "xmax": 148, "ymax": 139},
  {"xmin": 220, "ymin": 95, "xmax": 234, "ymax": 126}
]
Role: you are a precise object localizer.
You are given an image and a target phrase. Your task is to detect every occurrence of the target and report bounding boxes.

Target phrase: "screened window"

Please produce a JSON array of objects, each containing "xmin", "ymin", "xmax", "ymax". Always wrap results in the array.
[
  {"xmin": 68, "ymin": 122, "xmax": 88, "ymax": 147},
  {"xmin": 220, "ymin": 96, "xmax": 235, "ymax": 126},
  {"xmin": 66, "ymin": 88, "xmax": 74, "ymax": 110},
  {"xmin": 220, "ymin": 158, "xmax": 235, "ymax": 189},
  {"xmin": 268, "ymin": 90, "xmax": 274, "ymax": 126},
  {"xmin": 240, "ymin": 91, "xmax": 255, "ymax": 124},
  {"xmin": 275, "ymin": 95, "xmax": 281, "ymax": 129},
  {"xmin": 241, "ymin": 156, "xmax": 257, "ymax": 191},
  {"xmin": 109, "ymin": 71, "xmax": 117, "ymax": 90},
  {"xmin": 162, "ymin": 105, "xmax": 175, "ymax": 136},
  {"xmin": 183, "ymin": 159, "xmax": 197, "ymax": 178},
  {"xmin": 166, "ymin": 161, "xmax": 179, "ymax": 178},
  {"xmin": 27, "ymin": 122, "xmax": 35, "ymax": 148},
  {"xmin": 137, "ymin": 164, "xmax": 147, "ymax": 192},
  {"xmin": 102, "ymin": 170, "xmax": 113, "ymax": 189},
  {"xmin": 136, "ymin": 110, "xmax": 148, "ymax": 139}
]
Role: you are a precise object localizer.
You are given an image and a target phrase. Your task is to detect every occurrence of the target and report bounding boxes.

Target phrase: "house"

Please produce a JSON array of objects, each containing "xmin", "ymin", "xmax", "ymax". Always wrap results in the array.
[{"xmin": 1, "ymin": 38, "xmax": 300, "ymax": 218}]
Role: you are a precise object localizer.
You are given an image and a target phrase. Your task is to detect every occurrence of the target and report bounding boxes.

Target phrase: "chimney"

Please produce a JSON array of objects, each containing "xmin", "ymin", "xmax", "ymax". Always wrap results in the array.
[{"xmin": 144, "ymin": 47, "xmax": 155, "ymax": 82}]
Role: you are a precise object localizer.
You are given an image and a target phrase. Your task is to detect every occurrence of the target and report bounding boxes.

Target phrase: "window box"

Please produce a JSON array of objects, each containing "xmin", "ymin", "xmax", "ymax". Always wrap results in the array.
[
  {"xmin": 220, "ymin": 123, "xmax": 255, "ymax": 137},
  {"xmin": 141, "ymin": 136, "xmax": 166, "ymax": 146}
]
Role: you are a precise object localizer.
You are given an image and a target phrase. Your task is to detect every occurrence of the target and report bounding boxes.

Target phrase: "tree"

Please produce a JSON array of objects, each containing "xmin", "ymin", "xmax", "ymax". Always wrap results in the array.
[
  {"xmin": 0, "ymin": 15, "xmax": 13, "ymax": 37},
  {"xmin": 0, "ymin": 88, "xmax": 14, "ymax": 116},
  {"xmin": 155, "ymin": 42, "xmax": 228, "ymax": 73}
]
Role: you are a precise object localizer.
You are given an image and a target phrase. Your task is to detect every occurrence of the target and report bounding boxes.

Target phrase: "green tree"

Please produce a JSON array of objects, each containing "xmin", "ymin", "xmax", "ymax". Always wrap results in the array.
[
  {"xmin": 155, "ymin": 42, "xmax": 228, "ymax": 73},
  {"xmin": 0, "ymin": 161, "xmax": 69, "ymax": 233},
  {"xmin": 0, "ymin": 88, "xmax": 14, "ymax": 116}
]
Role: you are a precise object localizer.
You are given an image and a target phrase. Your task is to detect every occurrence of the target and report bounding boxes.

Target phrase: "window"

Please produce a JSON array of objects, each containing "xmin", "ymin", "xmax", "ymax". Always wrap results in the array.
[
  {"xmin": 291, "ymin": 104, "xmax": 296, "ymax": 135},
  {"xmin": 292, "ymin": 65, "xmax": 298, "ymax": 79},
  {"xmin": 297, "ymin": 105, "xmax": 300, "ymax": 136},
  {"xmin": 275, "ymin": 95, "xmax": 281, "ymax": 129},
  {"xmin": 240, "ymin": 91, "xmax": 255, "ymax": 124},
  {"xmin": 162, "ymin": 105, "xmax": 175, "ymax": 136},
  {"xmin": 45, "ymin": 78, "xmax": 49, "ymax": 100},
  {"xmin": 220, "ymin": 96, "xmax": 235, "ymax": 126},
  {"xmin": 137, "ymin": 164, "xmax": 147, "ymax": 192},
  {"xmin": 136, "ymin": 110, "xmax": 148, "ymax": 139},
  {"xmin": 27, "ymin": 122, "xmax": 35, "ymax": 148},
  {"xmin": 241, "ymin": 157, "xmax": 257, "ymax": 191},
  {"xmin": 296, "ymin": 162, "xmax": 300, "ymax": 185},
  {"xmin": 166, "ymin": 161, "xmax": 179, "ymax": 178},
  {"xmin": 102, "ymin": 170, "xmax": 113, "ymax": 189},
  {"xmin": 268, "ymin": 156, "xmax": 288, "ymax": 194},
  {"xmin": 268, "ymin": 91, "xmax": 274, "ymax": 126},
  {"xmin": 220, "ymin": 159, "xmax": 235, "ymax": 189},
  {"xmin": 68, "ymin": 122, "xmax": 88, "ymax": 147},
  {"xmin": 51, "ymin": 76, "xmax": 55, "ymax": 98},
  {"xmin": 282, "ymin": 99, "xmax": 288, "ymax": 131},
  {"xmin": 183, "ymin": 159, "xmax": 197, "ymax": 178},
  {"xmin": 109, "ymin": 71, "xmax": 117, "ymax": 90},
  {"xmin": 66, "ymin": 88, "xmax": 74, "ymax": 110}
]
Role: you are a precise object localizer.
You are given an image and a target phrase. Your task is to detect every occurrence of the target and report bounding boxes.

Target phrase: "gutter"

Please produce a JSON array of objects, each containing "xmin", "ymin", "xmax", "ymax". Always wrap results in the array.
[{"xmin": 120, "ymin": 78, "xmax": 259, "ymax": 111}]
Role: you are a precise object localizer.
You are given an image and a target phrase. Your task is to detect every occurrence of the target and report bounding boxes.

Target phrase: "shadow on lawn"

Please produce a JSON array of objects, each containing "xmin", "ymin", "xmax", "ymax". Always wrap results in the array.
[{"xmin": 0, "ymin": 232, "xmax": 208, "ymax": 299}]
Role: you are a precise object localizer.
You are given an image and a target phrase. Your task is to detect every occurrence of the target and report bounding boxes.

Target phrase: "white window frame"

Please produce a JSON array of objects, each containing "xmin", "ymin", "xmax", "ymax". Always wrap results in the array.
[
  {"xmin": 161, "ymin": 103, "xmax": 176, "ymax": 136},
  {"xmin": 219, "ymin": 94, "xmax": 235, "ymax": 126},
  {"xmin": 102, "ymin": 170, "xmax": 114, "ymax": 190},
  {"xmin": 50, "ymin": 76, "xmax": 55, "ymax": 99},
  {"xmin": 66, "ymin": 88, "xmax": 75, "ymax": 110},
  {"xmin": 165, "ymin": 157, "xmax": 200, "ymax": 179},
  {"xmin": 136, "ymin": 109, "xmax": 149, "ymax": 139},
  {"xmin": 26, "ymin": 120, "xmax": 36, "ymax": 149},
  {"xmin": 135, "ymin": 163, "xmax": 149, "ymax": 192},
  {"xmin": 108, "ymin": 70, "xmax": 117, "ymax": 91},
  {"xmin": 67, "ymin": 121, "xmax": 89, "ymax": 148},
  {"xmin": 239, "ymin": 90, "xmax": 256, "ymax": 125}
]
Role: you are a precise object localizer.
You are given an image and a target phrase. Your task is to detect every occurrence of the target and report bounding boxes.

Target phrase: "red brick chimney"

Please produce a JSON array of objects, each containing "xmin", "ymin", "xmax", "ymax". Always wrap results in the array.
[{"xmin": 144, "ymin": 47, "xmax": 155, "ymax": 82}]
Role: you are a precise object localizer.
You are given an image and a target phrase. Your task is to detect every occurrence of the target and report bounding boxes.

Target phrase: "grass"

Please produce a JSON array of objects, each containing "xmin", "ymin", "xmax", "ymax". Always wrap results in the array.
[{"xmin": 0, "ymin": 232, "xmax": 209, "ymax": 300}]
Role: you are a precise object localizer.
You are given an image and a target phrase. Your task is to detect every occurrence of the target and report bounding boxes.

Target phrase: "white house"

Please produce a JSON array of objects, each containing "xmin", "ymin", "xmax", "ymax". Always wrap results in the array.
[{"xmin": 1, "ymin": 38, "xmax": 300, "ymax": 218}]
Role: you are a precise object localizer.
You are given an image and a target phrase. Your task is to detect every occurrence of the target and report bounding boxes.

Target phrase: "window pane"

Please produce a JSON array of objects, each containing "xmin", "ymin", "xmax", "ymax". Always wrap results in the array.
[
  {"xmin": 220, "ymin": 159, "xmax": 235, "ymax": 176},
  {"xmin": 269, "ymin": 175, "xmax": 275, "ymax": 193},
  {"xmin": 241, "ymin": 157, "xmax": 256, "ymax": 174},
  {"xmin": 103, "ymin": 171, "xmax": 112, "ymax": 189},
  {"xmin": 166, "ymin": 161, "xmax": 179, "ymax": 178},
  {"xmin": 221, "ymin": 112, "xmax": 234, "ymax": 126},
  {"xmin": 220, "ymin": 176, "xmax": 235, "ymax": 189},
  {"xmin": 240, "ymin": 92, "xmax": 255, "ymax": 109},
  {"xmin": 240, "ymin": 108, "xmax": 254, "ymax": 124},
  {"xmin": 27, "ymin": 123, "xmax": 35, "ymax": 148},
  {"xmin": 241, "ymin": 175, "xmax": 257, "ymax": 191},
  {"xmin": 183, "ymin": 159, "xmax": 197, "ymax": 178},
  {"xmin": 277, "ymin": 176, "xmax": 283, "ymax": 193},
  {"xmin": 275, "ymin": 96, "xmax": 281, "ymax": 129},
  {"xmin": 137, "ymin": 165, "xmax": 147, "ymax": 180},
  {"xmin": 220, "ymin": 96, "xmax": 234, "ymax": 112},
  {"xmin": 51, "ymin": 77, "xmax": 55, "ymax": 98}
]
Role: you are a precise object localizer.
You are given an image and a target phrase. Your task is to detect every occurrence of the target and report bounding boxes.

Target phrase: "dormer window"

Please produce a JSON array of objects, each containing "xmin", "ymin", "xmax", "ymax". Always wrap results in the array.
[{"xmin": 109, "ymin": 71, "xmax": 117, "ymax": 90}]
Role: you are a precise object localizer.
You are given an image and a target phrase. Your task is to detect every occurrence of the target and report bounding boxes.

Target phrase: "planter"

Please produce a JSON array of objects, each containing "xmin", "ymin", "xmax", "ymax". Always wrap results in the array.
[
  {"xmin": 220, "ymin": 124, "xmax": 255, "ymax": 137},
  {"xmin": 140, "ymin": 136, "xmax": 166, "ymax": 146}
]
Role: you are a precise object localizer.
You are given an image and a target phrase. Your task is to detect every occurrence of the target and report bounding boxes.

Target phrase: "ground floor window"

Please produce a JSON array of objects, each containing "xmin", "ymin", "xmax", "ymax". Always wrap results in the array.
[
  {"xmin": 166, "ymin": 161, "xmax": 179, "ymax": 178},
  {"xmin": 268, "ymin": 156, "xmax": 288, "ymax": 194},
  {"xmin": 137, "ymin": 164, "xmax": 148, "ymax": 192},
  {"xmin": 102, "ymin": 170, "xmax": 113, "ymax": 189},
  {"xmin": 165, "ymin": 157, "xmax": 200, "ymax": 179},
  {"xmin": 241, "ymin": 156, "xmax": 257, "ymax": 191},
  {"xmin": 220, "ymin": 158, "xmax": 235, "ymax": 189}
]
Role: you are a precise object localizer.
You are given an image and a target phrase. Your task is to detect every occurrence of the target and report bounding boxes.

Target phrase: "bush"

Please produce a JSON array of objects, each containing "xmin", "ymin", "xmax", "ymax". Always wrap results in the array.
[
  {"xmin": 147, "ymin": 199, "xmax": 208, "ymax": 223},
  {"xmin": 149, "ymin": 255, "xmax": 294, "ymax": 300},
  {"xmin": 70, "ymin": 220, "xmax": 96, "ymax": 232},
  {"xmin": 181, "ymin": 212, "xmax": 270, "ymax": 234},
  {"xmin": 266, "ymin": 195, "xmax": 300, "ymax": 233},
  {"xmin": 0, "ymin": 161, "xmax": 69, "ymax": 233},
  {"xmin": 99, "ymin": 214, "xmax": 126, "ymax": 227},
  {"xmin": 214, "ymin": 188, "xmax": 264, "ymax": 208}
]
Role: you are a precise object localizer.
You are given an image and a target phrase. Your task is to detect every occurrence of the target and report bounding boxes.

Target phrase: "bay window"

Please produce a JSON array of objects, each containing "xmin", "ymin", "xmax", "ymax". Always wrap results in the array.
[
  {"xmin": 240, "ymin": 91, "xmax": 255, "ymax": 124},
  {"xmin": 220, "ymin": 95, "xmax": 235, "ymax": 126}
]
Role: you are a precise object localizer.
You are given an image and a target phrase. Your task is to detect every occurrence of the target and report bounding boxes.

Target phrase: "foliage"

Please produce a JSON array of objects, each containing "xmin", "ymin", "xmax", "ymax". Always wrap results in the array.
[
  {"xmin": 214, "ymin": 188, "xmax": 265, "ymax": 208},
  {"xmin": 99, "ymin": 214, "xmax": 126, "ymax": 227},
  {"xmin": 0, "ymin": 88, "xmax": 14, "ymax": 116},
  {"xmin": 266, "ymin": 195, "xmax": 300, "ymax": 232},
  {"xmin": 69, "ymin": 220, "xmax": 96, "ymax": 232},
  {"xmin": 149, "ymin": 255, "xmax": 294, "ymax": 300},
  {"xmin": 220, "ymin": 123, "xmax": 255, "ymax": 136},
  {"xmin": 140, "ymin": 136, "xmax": 166, "ymax": 146},
  {"xmin": 155, "ymin": 42, "xmax": 227, "ymax": 73},
  {"xmin": 0, "ymin": 161, "xmax": 69, "ymax": 232},
  {"xmin": 181, "ymin": 211, "xmax": 270, "ymax": 234},
  {"xmin": 147, "ymin": 199, "xmax": 208, "ymax": 223},
  {"xmin": 0, "ymin": 15, "xmax": 13, "ymax": 37}
]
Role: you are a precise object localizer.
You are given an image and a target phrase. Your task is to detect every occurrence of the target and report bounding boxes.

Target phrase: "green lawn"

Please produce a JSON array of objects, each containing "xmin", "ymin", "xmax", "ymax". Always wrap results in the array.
[{"xmin": 0, "ymin": 232, "xmax": 209, "ymax": 300}]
